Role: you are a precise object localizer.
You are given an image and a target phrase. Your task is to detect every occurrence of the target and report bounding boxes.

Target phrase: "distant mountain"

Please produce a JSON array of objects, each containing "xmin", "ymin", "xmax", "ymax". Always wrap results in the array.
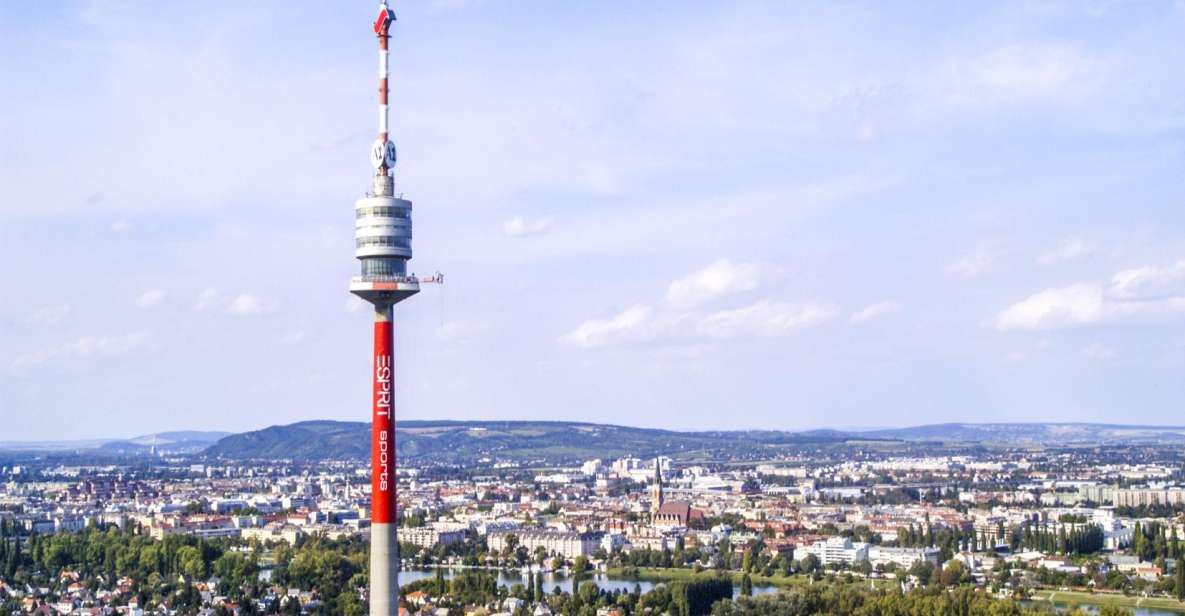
[
  {"xmin": 0, "ymin": 430, "xmax": 231, "ymax": 455},
  {"xmin": 13, "ymin": 421, "xmax": 1185, "ymax": 462},
  {"xmin": 202, "ymin": 420, "xmax": 849, "ymax": 463},
  {"xmin": 855, "ymin": 422, "xmax": 1185, "ymax": 444},
  {"xmin": 126, "ymin": 431, "xmax": 232, "ymax": 446},
  {"xmin": 0, "ymin": 439, "xmax": 112, "ymax": 452},
  {"xmin": 202, "ymin": 420, "xmax": 1185, "ymax": 463}
]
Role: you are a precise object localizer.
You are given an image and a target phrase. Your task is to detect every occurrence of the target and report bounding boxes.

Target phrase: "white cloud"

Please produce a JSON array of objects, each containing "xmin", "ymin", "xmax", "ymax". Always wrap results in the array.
[
  {"xmin": 227, "ymin": 294, "xmax": 266, "ymax": 316},
  {"xmin": 995, "ymin": 283, "xmax": 1105, "ymax": 331},
  {"xmin": 27, "ymin": 304, "xmax": 71, "ymax": 326},
  {"xmin": 195, "ymin": 288, "xmax": 220, "ymax": 311},
  {"xmin": 996, "ymin": 261, "xmax": 1185, "ymax": 331},
  {"xmin": 10, "ymin": 332, "xmax": 151, "ymax": 369},
  {"xmin": 849, "ymin": 301, "xmax": 902, "ymax": 324},
  {"xmin": 1037, "ymin": 236, "xmax": 1094, "ymax": 265},
  {"xmin": 975, "ymin": 44, "xmax": 1097, "ymax": 102},
  {"xmin": 136, "ymin": 289, "xmax": 166, "ymax": 308},
  {"xmin": 563, "ymin": 258, "xmax": 830, "ymax": 347},
  {"xmin": 697, "ymin": 301, "xmax": 835, "ymax": 339},
  {"xmin": 560, "ymin": 305, "xmax": 653, "ymax": 348},
  {"xmin": 936, "ymin": 43, "xmax": 1108, "ymax": 110},
  {"xmin": 502, "ymin": 216, "xmax": 553, "ymax": 238},
  {"xmin": 1107, "ymin": 260, "xmax": 1185, "ymax": 300},
  {"xmin": 280, "ymin": 330, "xmax": 306, "ymax": 344},
  {"xmin": 666, "ymin": 259, "xmax": 760, "ymax": 308},
  {"xmin": 944, "ymin": 243, "xmax": 1002, "ymax": 278},
  {"xmin": 110, "ymin": 219, "xmax": 130, "ymax": 233}
]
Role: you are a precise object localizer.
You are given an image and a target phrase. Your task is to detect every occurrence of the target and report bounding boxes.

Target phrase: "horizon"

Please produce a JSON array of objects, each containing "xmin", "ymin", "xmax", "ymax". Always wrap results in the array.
[
  {"xmin": 4, "ymin": 2, "xmax": 1185, "ymax": 440},
  {"xmin": 7, "ymin": 417, "xmax": 1185, "ymax": 446}
]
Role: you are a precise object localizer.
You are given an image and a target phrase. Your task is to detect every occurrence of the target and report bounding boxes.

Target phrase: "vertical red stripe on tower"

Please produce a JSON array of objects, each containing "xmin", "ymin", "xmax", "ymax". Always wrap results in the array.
[{"xmin": 371, "ymin": 318, "xmax": 395, "ymax": 524}]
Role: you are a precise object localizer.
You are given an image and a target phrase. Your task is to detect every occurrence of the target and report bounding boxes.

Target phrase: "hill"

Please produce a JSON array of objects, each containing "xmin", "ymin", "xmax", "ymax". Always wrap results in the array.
[
  {"xmin": 856, "ymin": 422, "xmax": 1185, "ymax": 444},
  {"xmin": 202, "ymin": 420, "xmax": 1185, "ymax": 463},
  {"xmin": 0, "ymin": 430, "xmax": 231, "ymax": 455},
  {"xmin": 201, "ymin": 420, "xmax": 849, "ymax": 463}
]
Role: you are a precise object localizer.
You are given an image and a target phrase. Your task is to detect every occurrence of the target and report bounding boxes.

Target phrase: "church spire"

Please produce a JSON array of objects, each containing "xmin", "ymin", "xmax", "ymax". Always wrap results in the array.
[{"xmin": 651, "ymin": 457, "xmax": 664, "ymax": 515}]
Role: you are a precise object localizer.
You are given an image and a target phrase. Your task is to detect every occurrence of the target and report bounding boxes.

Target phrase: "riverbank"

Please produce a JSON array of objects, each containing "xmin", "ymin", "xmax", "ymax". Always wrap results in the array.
[{"xmin": 1030, "ymin": 589, "xmax": 1185, "ymax": 614}]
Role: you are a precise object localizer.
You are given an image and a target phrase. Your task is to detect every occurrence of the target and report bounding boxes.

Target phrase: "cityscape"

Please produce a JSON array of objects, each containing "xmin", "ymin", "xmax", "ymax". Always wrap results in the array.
[
  {"xmin": 1, "ymin": 424, "xmax": 1185, "ymax": 615},
  {"xmin": 4, "ymin": 2, "xmax": 1185, "ymax": 616}
]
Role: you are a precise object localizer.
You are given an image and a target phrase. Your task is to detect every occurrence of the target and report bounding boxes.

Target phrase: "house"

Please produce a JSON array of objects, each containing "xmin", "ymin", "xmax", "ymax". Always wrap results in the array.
[{"xmin": 1133, "ymin": 565, "xmax": 1162, "ymax": 581}]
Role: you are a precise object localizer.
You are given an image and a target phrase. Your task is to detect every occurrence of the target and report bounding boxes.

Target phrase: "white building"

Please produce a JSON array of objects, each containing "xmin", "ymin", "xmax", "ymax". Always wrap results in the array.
[
  {"xmin": 397, "ymin": 526, "xmax": 466, "ymax": 549},
  {"xmin": 803, "ymin": 537, "xmax": 869, "ymax": 566},
  {"xmin": 868, "ymin": 546, "xmax": 939, "ymax": 569},
  {"xmin": 488, "ymin": 530, "xmax": 601, "ymax": 559}
]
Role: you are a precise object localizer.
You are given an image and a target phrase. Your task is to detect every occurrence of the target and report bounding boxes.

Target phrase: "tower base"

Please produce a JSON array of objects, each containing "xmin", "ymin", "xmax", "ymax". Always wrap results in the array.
[{"xmin": 370, "ymin": 521, "xmax": 400, "ymax": 616}]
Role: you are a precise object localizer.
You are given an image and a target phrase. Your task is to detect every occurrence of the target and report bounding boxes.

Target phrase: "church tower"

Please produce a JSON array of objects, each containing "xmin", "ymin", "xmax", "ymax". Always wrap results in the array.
[{"xmin": 650, "ymin": 458, "xmax": 664, "ymax": 515}]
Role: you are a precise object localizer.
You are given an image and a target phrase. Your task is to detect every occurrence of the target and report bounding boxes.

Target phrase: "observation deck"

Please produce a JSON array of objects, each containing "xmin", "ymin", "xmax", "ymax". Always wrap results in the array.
[{"xmin": 349, "ymin": 274, "xmax": 420, "ymax": 306}]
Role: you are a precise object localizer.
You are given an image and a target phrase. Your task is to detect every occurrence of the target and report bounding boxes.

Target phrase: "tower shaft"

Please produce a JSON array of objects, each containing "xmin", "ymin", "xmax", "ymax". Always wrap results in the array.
[{"xmin": 369, "ymin": 304, "xmax": 398, "ymax": 616}]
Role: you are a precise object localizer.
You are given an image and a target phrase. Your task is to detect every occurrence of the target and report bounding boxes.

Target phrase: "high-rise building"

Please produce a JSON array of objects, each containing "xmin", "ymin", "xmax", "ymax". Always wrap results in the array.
[{"xmin": 348, "ymin": 4, "xmax": 415, "ymax": 615}]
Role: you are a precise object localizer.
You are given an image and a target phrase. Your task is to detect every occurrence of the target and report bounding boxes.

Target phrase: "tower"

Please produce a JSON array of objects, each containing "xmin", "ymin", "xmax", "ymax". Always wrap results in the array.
[
  {"xmin": 349, "ymin": 4, "xmax": 413, "ymax": 615},
  {"xmin": 651, "ymin": 457, "xmax": 664, "ymax": 515}
]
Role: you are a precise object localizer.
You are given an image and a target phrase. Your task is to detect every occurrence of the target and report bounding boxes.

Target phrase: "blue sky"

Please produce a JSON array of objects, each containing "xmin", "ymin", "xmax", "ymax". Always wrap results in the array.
[{"xmin": 2, "ymin": 1, "xmax": 1185, "ymax": 440}]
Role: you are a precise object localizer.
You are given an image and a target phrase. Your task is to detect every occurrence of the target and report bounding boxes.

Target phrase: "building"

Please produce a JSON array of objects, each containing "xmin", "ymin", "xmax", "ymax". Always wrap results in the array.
[
  {"xmin": 802, "ymin": 537, "xmax": 869, "ymax": 566},
  {"xmin": 1114, "ymin": 488, "xmax": 1185, "ymax": 507},
  {"xmin": 868, "ymin": 546, "xmax": 939, "ymax": 570},
  {"xmin": 653, "ymin": 501, "xmax": 705, "ymax": 529},
  {"xmin": 487, "ymin": 530, "xmax": 601, "ymax": 559},
  {"xmin": 650, "ymin": 459, "xmax": 664, "ymax": 515},
  {"xmin": 397, "ymin": 526, "xmax": 466, "ymax": 549}
]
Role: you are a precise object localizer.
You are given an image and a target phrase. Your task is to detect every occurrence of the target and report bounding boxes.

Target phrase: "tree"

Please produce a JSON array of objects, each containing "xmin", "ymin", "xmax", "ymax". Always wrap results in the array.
[
  {"xmin": 572, "ymin": 556, "xmax": 590, "ymax": 581},
  {"xmin": 578, "ymin": 580, "xmax": 599, "ymax": 606},
  {"xmin": 940, "ymin": 561, "xmax": 970, "ymax": 587},
  {"xmin": 502, "ymin": 534, "xmax": 519, "ymax": 558},
  {"xmin": 671, "ymin": 576, "xmax": 732, "ymax": 616},
  {"xmin": 1177, "ymin": 556, "xmax": 1185, "ymax": 602},
  {"xmin": 740, "ymin": 573, "xmax": 752, "ymax": 597}
]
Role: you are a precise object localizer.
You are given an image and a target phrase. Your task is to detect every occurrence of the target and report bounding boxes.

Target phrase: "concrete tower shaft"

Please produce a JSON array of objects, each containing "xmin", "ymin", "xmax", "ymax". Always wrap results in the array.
[{"xmin": 368, "ymin": 304, "xmax": 398, "ymax": 616}]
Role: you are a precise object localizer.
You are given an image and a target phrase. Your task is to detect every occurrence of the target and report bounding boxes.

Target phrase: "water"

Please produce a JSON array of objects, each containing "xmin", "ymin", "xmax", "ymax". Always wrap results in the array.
[
  {"xmin": 401, "ymin": 571, "xmax": 1185, "ymax": 614},
  {"xmin": 398, "ymin": 567, "xmax": 780, "ymax": 599}
]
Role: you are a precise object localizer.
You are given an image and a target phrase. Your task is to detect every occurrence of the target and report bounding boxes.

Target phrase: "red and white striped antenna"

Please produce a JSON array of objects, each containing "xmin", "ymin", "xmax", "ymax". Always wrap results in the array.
[{"xmin": 369, "ymin": 2, "xmax": 397, "ymax": 177}]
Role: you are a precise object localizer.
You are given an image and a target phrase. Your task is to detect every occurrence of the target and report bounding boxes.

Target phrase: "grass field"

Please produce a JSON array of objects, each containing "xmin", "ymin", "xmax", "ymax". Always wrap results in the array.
[{"xmin": 1030, "ymin": 589, "xmax": 1185, "ymax": 613}]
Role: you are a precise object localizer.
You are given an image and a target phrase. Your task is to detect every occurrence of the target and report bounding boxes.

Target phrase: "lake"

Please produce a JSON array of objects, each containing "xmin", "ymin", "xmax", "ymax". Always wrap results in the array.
[
  {"xmin": 397, "ymin": 567, "xmax": 780, "ymax": 599},
  {"xmin": 400, "ymin": 570, "xmax": 1185, "ymax": 614}
]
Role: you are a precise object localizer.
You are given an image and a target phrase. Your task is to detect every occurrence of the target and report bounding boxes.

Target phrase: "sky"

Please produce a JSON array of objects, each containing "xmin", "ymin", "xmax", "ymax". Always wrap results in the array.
[{"xmin": 2, "ymin": 1, "xmax": 1185, "ymax": 440}]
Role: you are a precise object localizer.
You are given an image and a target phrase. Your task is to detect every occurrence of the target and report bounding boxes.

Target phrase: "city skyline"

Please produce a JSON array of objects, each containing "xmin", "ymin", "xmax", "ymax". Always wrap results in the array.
[{"xmin": 4, "ymin": 1, "xmax": 1185, "ymax": 440}]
